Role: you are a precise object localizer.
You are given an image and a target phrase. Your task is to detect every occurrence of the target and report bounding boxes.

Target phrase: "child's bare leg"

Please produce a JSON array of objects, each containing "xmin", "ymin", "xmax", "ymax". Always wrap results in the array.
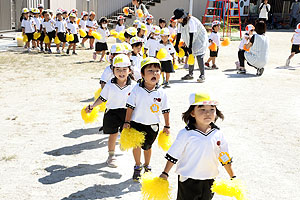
[
  {"xmin": 144, "ymin": 148, "xmax": 152, "ymax": 166},
  {"xmin": 99, "ymin": 50, "xmax": 105, "ymax": 61},
  {"xmin": 62, "ymin": 42, "xmax": 66, "ymax": 50},
  {"xmin": 108, "ymin": 133, "xmax": 118, "ymax": 152},
  {"xmin": 89, "ymin": 38, "xmax": 95, "ymax": 48},
  {"xmin": 212, "ymin": 57, "xmax": 216, "ymax": 65},
  {"xmin": 81, "ymin": 38, "xmax": 87, "ymax": 45},
  {"xmin": 166, "ymin": 72, "xmax": 170, "ymax": 83},
  {"xmin": 72, "ymin": 44, "xmax": 76, "ymax": 52},
  {"xmin": 206, "ymin": 57, "xmax": 212, "ymax": 63},
  {"xmin": 161, "ymin": 72, "xmax": 165, "ymax": 82},
  {"xmin": 56, "ymin": 43, "xmax": 60, "ymax": 50},
  {"xmin": 288, "ymin": 52, "xmax": 295, "ymax": 60},
  {"xmin": 133, "ymin": 147, "xmax": 142, "ymax": 166}
]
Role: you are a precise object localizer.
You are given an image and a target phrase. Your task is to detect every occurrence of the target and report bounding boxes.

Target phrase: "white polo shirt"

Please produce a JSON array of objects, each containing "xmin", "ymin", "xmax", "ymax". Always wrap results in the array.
[
  {"xmin": 146, "ymin": 23, "xmax": 152, "ymax": 37},
  {"xmin": 259, "ymin": 3, "xmax": 271, "ymax": 19},
  {"xmin": 156, "ymin": 41, "xmax": 175, "ymax": 61},
  {"xmin": 209, "ymin": 31, "xmax": 220, "ymax": 47},
  {"xmin": 238, "ymin": 33, "xmax": 250, "ymax": 50},
  {"xmin": 99, "ymin": 77, "xmax": 136, "ymax": 110},
  {"xmin": 130, "ymin": 53, "xmax": 143, "ymax": 81},
  {"xmin": 96, "ymin": 27, "xmax": 110, "ymax": 43},
  {"xmin": 292, "ymin": 32, "xmax": 300, "ymax": 44},
  {"xmin": 100, "ymin": 65, "xmax": 114, "ymax": 84},
  {"xmin": 115, "ymin": 24, "xmax": 125, "ymax": 33},
  {"xmin": 42, "ymin": 19, "xmax": 56, "ymax": 33},
  {"xmin": 21, "ymin": 18, "xmax": 36, "ymax": 33},
  {"xmin": 126, "ymin": 82, "xmax": 170, "ymax": 125},
  {"xmin": 86, "ymin": 19, "xmax": 97, "ymax": 31},
  {"xmin": 33, "ymin": 17, "xmax": 41, "ymax": 31},
  {"xmin": 168, "ymin": 25, "xmax": 177, "ymax": 36},
  {"xmin": 145, "ymin": 38, "xmax": 159, "ymax": 57},
  {"xmin": 166, "ymin": 124, "xmax": 230, "ymax": 180},
  {"xmin": 55, "ymin": 19, "xmax": 67, "ymax": 33},
  {"xmin": 79, "ymin": 19, "xmax": 87, "ymax": 31},
  {"xmin": 67, "ymin": 22, "xmax": 78, "ymax": 34}
]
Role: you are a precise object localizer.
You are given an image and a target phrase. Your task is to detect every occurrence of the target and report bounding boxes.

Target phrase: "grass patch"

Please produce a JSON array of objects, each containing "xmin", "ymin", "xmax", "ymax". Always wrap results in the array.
[{"xmin": 1, "ymin": 155, "xmax": 17, "ymax": 161}]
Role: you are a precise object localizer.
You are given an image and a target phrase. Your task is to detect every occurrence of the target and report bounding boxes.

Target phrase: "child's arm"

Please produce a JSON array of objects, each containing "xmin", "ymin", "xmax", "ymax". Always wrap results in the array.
[
  {"xmin": 163, "ymin": 112, "xmax": 170, "ymax": 135},
  {"xmin": 224, "ymin": 163, "xmax": 235, "ymax": 178},
  {"xmin": 22, "ymin": 27, "xmax": 25, "ymax": 35},
  {"xmin": 159, "ymin": 161, "xmax": 174, "ymax": 179},
  {"xmin": 85, "ymin": 97, "xmax": 103, "ymax": 113},
  {"xmin": 123, "ymin": 108, "xmax": 133, "ymax": 129}
]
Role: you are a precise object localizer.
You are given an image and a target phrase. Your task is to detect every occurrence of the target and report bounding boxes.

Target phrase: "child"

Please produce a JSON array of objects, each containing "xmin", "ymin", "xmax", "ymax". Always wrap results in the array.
[
  {"xmin": 159, "ymin": 92, "xmax": 235, "ymax": 200},
  {"xmin": 158, "ymin": 18, "xmax": 167, "ymax": 29},
  {"xmin": 286, "ymin": 23, "xmax": 300, "ymax": 66},
  {"xmin": 156, "ymin": 28, "xmax": 176, "ymax": 88},
  {"xmin": 86, "ymin": 11, "xmax": 98, "ymax": 49},
  {"xmin": 100, "ymin": 43, "xmax": 126, "ymax": 88},
  {"xmin": 124, "ymin": 27, "xmax": 137, "ymax": 43},
  {"xmin": 145, "ymin": 25, "xmax": 160, "ymax": 57},
  {"xmin": 55, "ymin": 11, "xmax": 67, "ymax": 54},
  {"xmin": 239, "ymin": 21, "xmax": 269, "ymax": 76},
  {"xmin": 115, "ymin": 15, "xmax": 126, "ymax": 43},
  {"xmin": 66, "ymin": 13, "xmax": 79, "ymax": 55},
  {"xmin": 93, "ymin": 17, "xmax": 110, "ymax": 62},
  {"xmin": 205, "ymin": 21, "xmax": 221, "ymax": 70},
  {"xmin": 236, "ymin": 24, "xmax": 255, "ymax": 72},
  {"xmin": 145, "ymin": 14, "xmax": 154, "ymax": 37},
  {"xmin": 42, "ymin": 11, "xmax": 56, "ymax": 53},
  {"xmin": 123, "ymin": 57, "xmax": 170, "ymax": 181},
  {"xmin": 85, "ymin": 54, "xmax": 135, "ymax": 168},
  {"xmin": 32, "ymin": 8, "xmax": 42, "ymax": 51},
  {"xmin": 137, "ymin": 23, "xmax": 148, "ymax": 44},
  {"xmin": 130, "ymin": 37, "xmax": 144, "ymax": 81},
  {"xmin": 168, "ymin": 16, "xmax": 177, "ymax": 37},
  {"xmin": 133, "ymin": 20, "xmax": 140, "ymax": 29},
  {"xmin": 21, "ymin": 8, "xmax": 37, "ymax": 52},
  {"xmin": 79, "ymin": 11, "xmax": 89, "ymax": 48}
]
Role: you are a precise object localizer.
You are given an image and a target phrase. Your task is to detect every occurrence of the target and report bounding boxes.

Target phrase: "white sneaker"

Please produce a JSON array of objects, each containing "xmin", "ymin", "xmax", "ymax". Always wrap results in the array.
[
  {"xmin": 27, "ymin": 48, "xmax": 31, "ymax": 52},
  {"xmin": 61, "ymin": 49, "xmax": 66, "ymax": 54},
  {"xmin": 197, "ymin": 75, "xmax": 205, "ymax": 83},
  {"xmin": 235, "ymin": 61, "xmax": 240, "ymax": 69},
  {"xmin": 285, "ymin": 59, "xmax": 290, "ymax": 66},
  {"xmin": 106, "ymin": 156, "xmax": 117, "ymax": 168}
]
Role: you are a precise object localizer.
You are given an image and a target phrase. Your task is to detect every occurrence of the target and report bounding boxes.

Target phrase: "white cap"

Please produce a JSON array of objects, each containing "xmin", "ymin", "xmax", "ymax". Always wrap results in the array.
[
  {"xmin": 212, "ymin": 21, "xmax": 221, "ymax": 26},
  {"xmin": 113, "ymin": 54, "xmax": 131, "ymax": 67},
  {"xmin": 130, "ymin": 36, "xmax": 144, "ymax": 45},
  {"xmin": 160, "ymin": 28, "xmax": 170, "ymax": 36},
  {"xmin": 189, "ymin": 92, "xmax": 218, "ymax": 106},
  {"xmin": 150, "ymin": 25, "xmax": 161, "ymax": 34}
]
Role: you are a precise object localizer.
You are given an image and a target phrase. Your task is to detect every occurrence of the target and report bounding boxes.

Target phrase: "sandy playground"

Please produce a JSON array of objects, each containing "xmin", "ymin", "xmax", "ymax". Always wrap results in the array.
[{"xmin": 0, "ymin": 30, "xmax": 300, "ymax": 200}]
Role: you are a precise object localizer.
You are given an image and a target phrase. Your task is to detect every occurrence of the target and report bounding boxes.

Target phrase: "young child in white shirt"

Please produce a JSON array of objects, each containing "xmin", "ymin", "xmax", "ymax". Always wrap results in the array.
[
  {"xmin": 79, "ymin": 11, "xmax": 89, "ymax": 48},
  {"xmin": 66, "ymin": 13, "xmax": 79, "ymax": 55},
  {"xmin": 85, "ymin": 54, "xmax": 135, "ymax": 168},
  {"xmin": 145, "ymin": 14, "xmax": 154, "ymax": 38},
  {"xmin": 205, "ymin": 21, "xmax": 221, "ymax": 70},
  {"xmin": 159, "ymin": 92, "xmax": 235, "ymax": 200},
  {"xmin": 21, "ymin": 8, "xmax": 37, "ymax": 51},
  {"xmin": 115, "ymin": 15, "xmax": 126, "ymax": 43},
  {"xmin": 286, "ymin": 23, "xmax": 300, "ymax": 66},
  {"xmin": 86, "ymin": 11, "xmax": 98, "ymax": 49},
  {"xmin": 156, "ymin": 28, "xmax": 176, "ymax": 88},
  {"xmin": 123, "ymin": 57, "xmax": 170, "ymax": 181},
  {"xmin": 55, "ymin": 11, "xmax": 67, "ymax": 54},
  {"xmin": 93, "ymin": 17, "xmax": 110, "ymax": 62},
  {"xmin": 130, "ymin": 37, "xmax": 144, "ymax": 81},
  {"xmin": 42, "ymin": 11, "xmax": 56, "ymax": 53},
  {"xmin": 145, "ymin": 25, "xmax": 160, "ymax": 57},
  {"xmin": 32, "ymin": 8, "xmax": 41, "ymax": 50}
]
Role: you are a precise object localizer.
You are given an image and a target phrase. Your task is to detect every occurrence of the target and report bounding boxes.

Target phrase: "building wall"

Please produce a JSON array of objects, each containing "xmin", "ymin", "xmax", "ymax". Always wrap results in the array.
[
  {"xmin": 0, "ymin": 1, "xmax": 12, "ymax": 31},
  {"xmin": 49, "ymin": 0, "xmax": 76, "ymax": 13}
]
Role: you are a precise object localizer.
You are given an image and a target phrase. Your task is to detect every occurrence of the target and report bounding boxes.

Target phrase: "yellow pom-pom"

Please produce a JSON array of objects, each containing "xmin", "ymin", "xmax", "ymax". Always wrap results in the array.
[
  {"xmin": 81, "ymin": 105, "xmax": 100, "ymax": 124},
  {"xmin": 66, "ymin": 33, "xmax": 70, "ymax": 42},
  {"xmin": 68, "ymin": 34, "xmax": 74, "ymax": 42},
  {"xmin": 141, "ymin": 172, "xmax": 171, "ymax": 200},
  {"xmin": 123, "ymin": 7, "xmax": 129, "ymax": 16},
  {"xmin": 79, "ymin": 29, "xmax": 87, "ymax": 37},
  {"xmin": 118, "ymin": 31, "xmax": 125, "ymax": 42},
  {"xmin": 94, "ymin": 88, "xmax": 102, "ymax": 100},
  {"xmin": 44, "ymin": 35, "xmax": 50, "ymax": 43},
  {"xmin": 209, "ymin": 42, "xmax": 218, "ymax": 51},
  {"xmin": 178, "ymin": 48, "xmax": 185, "ymax": 58},
  {"xmin": 173, "ymin": 63, "xmax": 179, "ymax": 70},
  {"xmin": 221, "ymin": 37, "xmax": 230, "ymax": 46},
  {"xmin": 211, "ymin": 179, "xmax": 248, "ymax": 200},
  {"xmin": 156, "ymin": 48, "xmax": 168, "ymax": 60},
  {"xmin": 142, "ymin": 46, "xmax": 145, "ymax": 54},
  {"xmin": 143, "ymin": 54, "xmax": 147, "ymax": 59},
  {"xmin": 33, "ymin": 32, "xmax": 41, "ymax": 40},
  {"xmin": 94, "ymin": 88, "xmax": 107, "ymax": 112},
  {"xmin": 110, "ymin": 29, "xmax": 118, "ymax": 38},
  {"xmin": 92, "ymin": 31, "xmax": 102, "ymax": 40},
  {"xmin": 137, "ymin": 9, "xmax": 144, "ymax": 18},
  {"xmin": 157, "ymin": 131, "xmax": 173, "ymax": 151},
  {"xmin": 187, "ymin": 54, "xmax": 195, "ymax": 65},
  {"xmin": 120, "ymin": 128, "xmax": 145, "ymax": 150},
  {"xmin": 54, "ymin": 36, "xmax": 61, "ymax": 44},
  {"xmin": 23, "ymin": 34, "xmax": 28, "ymax": 42}
]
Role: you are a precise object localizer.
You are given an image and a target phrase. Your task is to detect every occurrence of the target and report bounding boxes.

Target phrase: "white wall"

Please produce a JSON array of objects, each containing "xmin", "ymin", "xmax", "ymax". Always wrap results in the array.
[{"xmin": 50, "ymin": 0, "xmax": 76, "ymax": 13}]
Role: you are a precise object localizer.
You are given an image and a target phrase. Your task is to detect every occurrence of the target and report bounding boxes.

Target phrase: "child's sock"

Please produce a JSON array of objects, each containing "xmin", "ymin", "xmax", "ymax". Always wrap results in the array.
[{"xmin": 108, "ymin": 151, "xmax": 115, "ymax": 157}]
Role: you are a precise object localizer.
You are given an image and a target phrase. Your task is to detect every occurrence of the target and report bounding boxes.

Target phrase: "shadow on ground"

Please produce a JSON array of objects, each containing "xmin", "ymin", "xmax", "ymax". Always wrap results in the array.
[
  {"xmin": 80, "ymin": 97, "xmax": 95, "ymax": 103},
  {"xmin": 39, "ymin": 162, "xmax": 122, "ymax": 184},
  {"xmin": 275, "ymin": 65, "xmax": 300, "ymax": 70},
  {"xmin": 44, "ymin": 137, "xmax": 108, "ymax": 156},
  {"xmin": 61, "ymin": 179, "xmax": 140, "ymax": 200},
  {"xmin": 64, "ymin": 127, "xmax": 101, "ymax": 139},
  {"xmin": 225, "ymin": 73, "xmax": 257, "ymax": 78}
]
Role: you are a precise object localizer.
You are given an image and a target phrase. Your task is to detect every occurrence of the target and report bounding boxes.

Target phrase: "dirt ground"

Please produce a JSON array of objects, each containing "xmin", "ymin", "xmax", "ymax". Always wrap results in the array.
[{"xmin": 0, "ymin": 31, "xmax": 300, "ymax": 200}]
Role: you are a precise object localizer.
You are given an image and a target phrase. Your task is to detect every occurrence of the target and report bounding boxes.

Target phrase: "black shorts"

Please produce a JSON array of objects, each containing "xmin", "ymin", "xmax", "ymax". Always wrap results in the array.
[
  {"xmin": 177, "ymin": 176, "xmax": 215, "ymax": 200},
  {"xmin": 161, "ymin": 60, "xmax": 174, "ymax": 73},
  {"xmin": 39, "ymin": 32, "xmax": 45, "ymax": 42},
  {"xmin": 69, "ymin": 34, "xmax": 79, "ymax": 44},
  {"xmin": 210, "ymin": 48, "xmax": 219, "ymax": 57},
  {"xmin": 26, "ymin": 33, "xmax": 34, "ymax": 42},
  {"xmin": 103, "ymin": 108, "xmax": 126, "ymax": 134},
  {"xmin": 46, "ymin": 31, "xmax": 56, "ymax": 42},
  {"xmin": 57, "ymin": 32, "xmax": 67, "ymax": 43},
  {"xmin": 130, "ymin": 121, "xmax": 159, "ymax": 150},
  {"xmin": 95, "ymin": 42, "xmax": 108, "ymax": 51},
  {"xmin": 86, "ymin": 31, "xmax": 94, "ymax": 39},
  {"xmin": 291, "ymin": 44, "xmax": 300, "ymax": 54}
]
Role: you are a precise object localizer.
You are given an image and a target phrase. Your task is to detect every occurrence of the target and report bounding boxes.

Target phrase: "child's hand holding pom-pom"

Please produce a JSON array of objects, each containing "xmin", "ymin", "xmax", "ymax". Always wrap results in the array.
[
  {"xmin": 81, "ymin": 105, "xmax": 100, "ymax": 124},
  {"xmin": 209, "ymin": 42, "xmax": 218, "ymax": 51},
  {"xmin": 221, "ymin": 37, "xmax": 230, "ymax": 46},
  {"xmin": 211, "ymin": 178, "xmax": 248, "ymax": 200},
  {"xmin": 158, "ymin": 131, "xmax": 173, "ymax": 151}
]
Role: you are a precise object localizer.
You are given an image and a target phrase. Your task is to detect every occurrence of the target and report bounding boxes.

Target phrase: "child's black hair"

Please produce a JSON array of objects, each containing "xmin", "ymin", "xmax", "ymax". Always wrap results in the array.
[
  {"xmin": 42, "ymin": 10, "xmax": 48, "ymax": 17},
  {"xmin": 255, "ymin": 21, "xmax": 266, "ymax": 35},
  {"xmin": 212, "ymin": 24, "xmax": 219, "ymax": 32},
  {"xmin": 159, "ymin": 18, "xmax": 166, "ymax": 24},
  {"xmin": 182, "ymin": 105, "xmax": 224, "ymax": 125},
  {"xmin": 182, "ymin": 14, "xmax": 191, "ymax": 26},
  {"xmin": 141, "ymin": 63, "xmax": 161, "ymax": 75},
  {"xmin": 131, "ymin": 42, "xmax": 143, "ymax": 48},
  {"xmin": 98, "ymin": 17, "xmax": 108, "ymax": 28},
  {"xmin": 124, "ymin": 31, "xmax": 134, "ymax": 39},
  {"xmin": 117, "ymin": 18, "xmax": 125, "ymax": 26}
]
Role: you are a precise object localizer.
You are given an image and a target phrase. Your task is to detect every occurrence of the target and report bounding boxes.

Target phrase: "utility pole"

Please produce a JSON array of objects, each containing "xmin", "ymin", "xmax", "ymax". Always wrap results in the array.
[
  {"xmin": 87, "ymin": 0, "xmax": 90, "ymax": 13},
  {"xmin": 189, "ymin": 0, "xmax": 193, "ymax": 15}
]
